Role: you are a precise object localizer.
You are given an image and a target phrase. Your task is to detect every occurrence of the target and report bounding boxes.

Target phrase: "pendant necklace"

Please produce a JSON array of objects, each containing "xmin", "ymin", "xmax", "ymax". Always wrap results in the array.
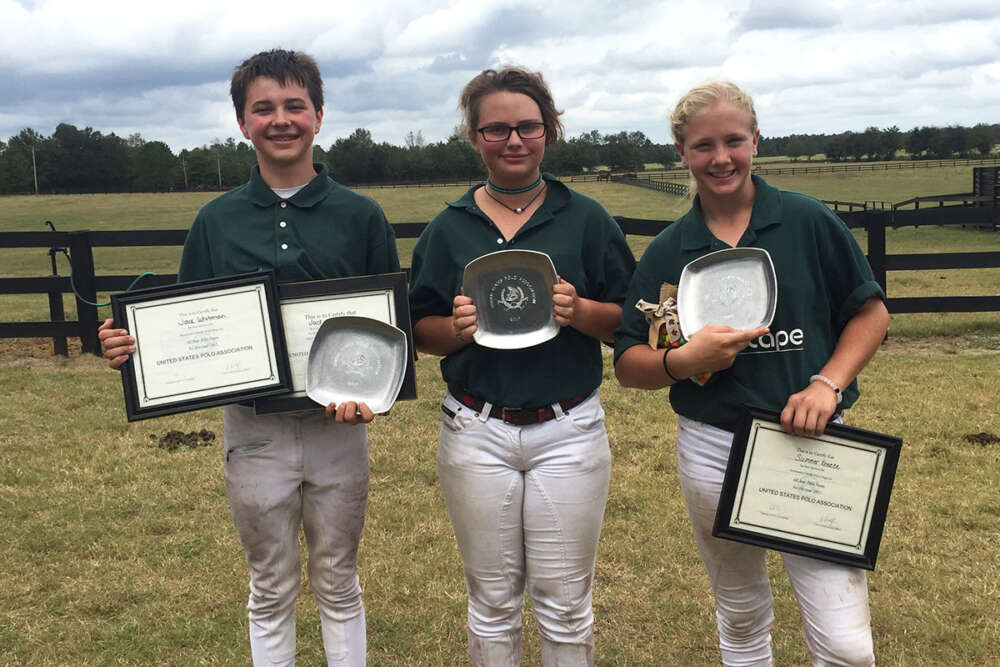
[{"xmin": 484, "ymin": 183, "xmax": 546, "ymax": 214}]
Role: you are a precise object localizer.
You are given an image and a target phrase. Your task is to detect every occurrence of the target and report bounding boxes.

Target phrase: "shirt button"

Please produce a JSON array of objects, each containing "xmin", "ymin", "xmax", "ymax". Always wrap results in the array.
[
  {"xmin": 279, "ymin": 221, "xmax": 287, "ymax": 228},
  {"xmin": 281, "ymin": 243, "xmax": 288, "ymax": 250},
  {"xmin": 496, "ymin": 238, "xmax": 503, "ymax": 244},
  {"xmin": 280, "ymin": 202, "xmax": 287, "ymax": 208}
]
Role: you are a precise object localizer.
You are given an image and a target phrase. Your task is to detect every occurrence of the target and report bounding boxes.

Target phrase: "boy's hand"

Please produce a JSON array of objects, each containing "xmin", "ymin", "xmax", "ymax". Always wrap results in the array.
[
  {"xmin": 98, "ymin": 318, "xmax": 135, "ymax": 370},
  {"xmin": 325, "ymin": 401, "xmax": 375, "ymax": 424}
]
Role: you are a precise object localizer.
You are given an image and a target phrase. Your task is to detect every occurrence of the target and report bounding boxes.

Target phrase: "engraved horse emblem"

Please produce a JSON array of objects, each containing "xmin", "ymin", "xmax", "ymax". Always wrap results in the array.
[{"xmin": 498, "ymin": 285, "xmax": 529, "ymax": 310}]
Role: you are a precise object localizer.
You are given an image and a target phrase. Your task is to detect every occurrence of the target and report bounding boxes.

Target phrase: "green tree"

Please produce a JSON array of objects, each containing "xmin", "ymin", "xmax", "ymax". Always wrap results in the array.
[
  {"xmin": 133, "ymin": 141, "xmax": 181, "ymax": 191},
  {"xmin": 786, "ymin": 136, "xmax": 810, "ymax": 161}
]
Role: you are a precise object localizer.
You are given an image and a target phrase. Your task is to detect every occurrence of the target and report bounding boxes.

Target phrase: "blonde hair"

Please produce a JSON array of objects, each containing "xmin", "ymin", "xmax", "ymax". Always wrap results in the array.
[{"xmin": 669, "ymin": 81, "xmax": 758, "ymax": 196}]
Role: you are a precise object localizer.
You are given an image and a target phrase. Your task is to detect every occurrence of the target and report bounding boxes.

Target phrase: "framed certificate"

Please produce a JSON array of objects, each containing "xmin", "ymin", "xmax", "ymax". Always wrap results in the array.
[
  {"xmin": 713, "ymin": 406, "xmax": 901, "ymax": 570},
  {"xmin": 254, "ymin": 272, "xmax": 417, "ymax": 414},
  {"xmin": 111, "ymin": 271, "xmax": 291, "ymax": 422}
]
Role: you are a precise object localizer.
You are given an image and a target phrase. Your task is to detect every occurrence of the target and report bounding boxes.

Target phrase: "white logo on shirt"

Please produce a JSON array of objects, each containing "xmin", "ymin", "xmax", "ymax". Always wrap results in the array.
[{"xmin": 744, "ymin": 328, "xmax": 804, "ymax": 354}]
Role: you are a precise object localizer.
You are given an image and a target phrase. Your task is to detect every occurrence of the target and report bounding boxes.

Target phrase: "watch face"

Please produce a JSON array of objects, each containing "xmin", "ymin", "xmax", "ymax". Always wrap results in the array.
[
  {"xmin": 462, "ymin": 249, "xmax": 559, "ymax": 349},
  {"xmin": 677, "ymin": 247, "xmax": 777, "ymax": 340}
]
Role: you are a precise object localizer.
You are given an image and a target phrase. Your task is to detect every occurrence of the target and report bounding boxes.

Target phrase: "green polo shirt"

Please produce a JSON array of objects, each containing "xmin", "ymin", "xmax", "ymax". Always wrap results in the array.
[
  {"xmin": 614, "ymin": 176, "xmax": 884, "ymax": 425},
  {"xmin": 410, "ymin": 173, "xmax": 636, "ymax": 407},
  {"xmin": 178, "ymin": 163, "xmax": 399, "ymax": 283}
]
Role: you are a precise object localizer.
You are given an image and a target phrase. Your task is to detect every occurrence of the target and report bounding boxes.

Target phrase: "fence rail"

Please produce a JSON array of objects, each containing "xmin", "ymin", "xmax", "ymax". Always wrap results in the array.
[
  {"xmin": 2, "ymin": 204, "xmax": 999, "ymax": 355},
  {"xmin": 645, "ymin": 157, "xmax": 1000, "ymax": 180},
  {"xmin": 611, "ymin": 173, "xmax": 689, "ymax": 196}
]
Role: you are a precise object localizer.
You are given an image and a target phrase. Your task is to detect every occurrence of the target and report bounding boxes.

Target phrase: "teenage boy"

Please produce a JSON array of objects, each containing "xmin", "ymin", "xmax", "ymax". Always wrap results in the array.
[{"xmin": 98, "ymin": 49, "xmax": 399, "ymax": 667}]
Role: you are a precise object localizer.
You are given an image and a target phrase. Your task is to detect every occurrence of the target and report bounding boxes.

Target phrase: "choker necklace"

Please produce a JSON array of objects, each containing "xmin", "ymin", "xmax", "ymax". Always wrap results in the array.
[
  {"xmin": 484, "ymin": 183, "xmax": 546, "ymax": 214},
  {"xmin": 487, "ymin": 175, "xmax": 543, "ymax": 194}
]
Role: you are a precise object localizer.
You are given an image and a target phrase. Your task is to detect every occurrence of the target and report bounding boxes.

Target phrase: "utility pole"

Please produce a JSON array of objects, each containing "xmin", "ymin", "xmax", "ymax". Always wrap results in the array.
[
  {"xmin": 216, "ymin": 148, "xmax": 222, "ymax": 190},
  {"xmin": 181, "ymin": 155, "xmax": 189, "ymax": 190},
  {"xmin": 31, "ymin": 144, "xmax": 39, "ymax": 194}
]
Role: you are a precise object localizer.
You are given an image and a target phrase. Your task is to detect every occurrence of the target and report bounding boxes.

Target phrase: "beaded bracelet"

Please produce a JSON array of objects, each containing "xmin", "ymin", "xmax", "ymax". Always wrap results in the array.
[{"xmin": 809, "ymin": 373, "xmax": 843, "ymax": 404}]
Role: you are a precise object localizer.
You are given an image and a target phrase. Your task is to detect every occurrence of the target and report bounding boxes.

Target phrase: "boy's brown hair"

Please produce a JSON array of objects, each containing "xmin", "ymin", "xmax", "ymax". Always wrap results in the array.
[{"xmin": 230, "ymin": 49, "xmax": 324, "ymax": 120}]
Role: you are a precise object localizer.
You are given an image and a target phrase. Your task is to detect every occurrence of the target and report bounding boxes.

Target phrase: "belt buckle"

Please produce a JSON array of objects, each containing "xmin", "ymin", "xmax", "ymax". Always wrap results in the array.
[{"xmin": 500, "ymin": 406, "xmax": 517, "ymax": 423}]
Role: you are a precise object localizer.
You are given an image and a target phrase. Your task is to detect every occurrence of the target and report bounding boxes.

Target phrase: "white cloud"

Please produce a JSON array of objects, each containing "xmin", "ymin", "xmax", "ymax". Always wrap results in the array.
[{"xmin": 0, "ymin": 0, "xmax": 997, "ymax": 150}]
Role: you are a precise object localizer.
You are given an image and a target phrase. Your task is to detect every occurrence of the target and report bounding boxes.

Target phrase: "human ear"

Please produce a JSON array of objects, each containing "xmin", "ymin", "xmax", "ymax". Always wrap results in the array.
[{"xmin": 675, "ymin": 141, "xmax": 687, "ymax": 167}]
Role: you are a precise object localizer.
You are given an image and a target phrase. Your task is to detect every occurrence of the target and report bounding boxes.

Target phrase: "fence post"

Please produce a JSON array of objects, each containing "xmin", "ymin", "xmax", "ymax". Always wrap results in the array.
[
  {"xmin": 45, "ymin": 221, "xmax": 68, "ymax": 355},
  {"xmin": 866, "ymin": 211, "xmax": 888, "ymax": 296},
  {"xmin": 68, "ymin": 230, "xmax": 100, "ymax": 355},
  {"xmin": 47, "ymin": 282, "xmax": 67, "ymax": 356}
]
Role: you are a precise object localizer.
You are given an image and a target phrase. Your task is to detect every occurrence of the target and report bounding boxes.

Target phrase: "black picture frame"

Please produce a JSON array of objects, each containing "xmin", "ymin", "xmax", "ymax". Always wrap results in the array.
[
  {"xmin": 254, "ymin": 272, "xmax": 417, "ymax": 414},
  {"xmin": 713, "ymin": 405, "xmax": 901, "ymax": 570},
  {"xmin": 111, "ymin": 271, "xmax": 291, "ymax": 422}
]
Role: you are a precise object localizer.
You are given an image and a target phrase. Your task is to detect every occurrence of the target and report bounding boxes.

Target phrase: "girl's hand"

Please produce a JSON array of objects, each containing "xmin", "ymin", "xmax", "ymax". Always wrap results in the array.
[
  {"xmin": 781, "ymin": 381, "xmax": 839, "ymax": 436},
  {"xmin": 552, "ymin": 278, "xmax": 578, "ymax": 327},
  {"xmin": 674, "ymin": 324, "xmax": 769, "ymax": 376},
  {"xmin": 452, "ymin": 294, "xmax": 477, "ymax": 343}
]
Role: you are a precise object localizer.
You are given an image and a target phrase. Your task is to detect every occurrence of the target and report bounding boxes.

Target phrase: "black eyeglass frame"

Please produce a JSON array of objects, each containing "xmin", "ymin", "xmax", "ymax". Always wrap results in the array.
[{"xmin": 475, "ymin": 122, "xmax": 547, "ymax": 142}]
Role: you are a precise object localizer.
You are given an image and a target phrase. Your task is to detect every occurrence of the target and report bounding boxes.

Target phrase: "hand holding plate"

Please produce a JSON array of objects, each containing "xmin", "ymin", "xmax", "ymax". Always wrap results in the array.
[
  {"xmin": 452, "ymin": 294, "xmax": 478, "ymax": 343},
  {"xmin": 98, "ymin": 318, "xmax": 135, "ymax": 370},
  {"xmin": 552, "ymin": 277, "xmax": 578, "ymax": 327},
  {"xmin": 326, "ymin": 400, "xmax": 375, "ymax": 424},
  {"xmin": 678, "ymin": 324, "xmax": 769, "ymax": 376}
]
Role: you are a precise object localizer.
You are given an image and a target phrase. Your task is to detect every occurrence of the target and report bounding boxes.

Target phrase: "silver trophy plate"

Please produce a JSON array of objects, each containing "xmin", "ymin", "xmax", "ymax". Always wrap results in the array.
[
  {"xmin": 305, "ymin": 316, "xmax": 407, "ymax": 413},
  {"xmin": 677, "ymin": 247, "xmax": 777, "ymax": 340},
  {"xmin": 462, "ymin": 249, "xmax": 559, "ymax": 349}
]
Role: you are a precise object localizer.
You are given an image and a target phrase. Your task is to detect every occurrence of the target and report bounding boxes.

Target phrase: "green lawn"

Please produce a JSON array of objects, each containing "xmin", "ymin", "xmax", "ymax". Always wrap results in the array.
[{"xmin": 1, "ymin": 170, "xmax": 999, "ymax": 664}]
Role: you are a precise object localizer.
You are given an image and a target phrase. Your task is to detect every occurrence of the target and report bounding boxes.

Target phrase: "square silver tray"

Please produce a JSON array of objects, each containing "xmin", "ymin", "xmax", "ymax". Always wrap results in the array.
[
  {"xmin": 305, "ymin": 316, "xmax": 407, "ymax": 413},
  {"xmin": 676, "ymin": 247, "xmax": 777, "ymax": 340},
  {"xmin": 462, "ymin": 249, "xmax": 559, "ymax": 349}
]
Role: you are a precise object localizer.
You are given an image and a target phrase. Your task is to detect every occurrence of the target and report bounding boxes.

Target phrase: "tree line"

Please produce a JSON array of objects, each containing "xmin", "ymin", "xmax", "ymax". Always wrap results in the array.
[
  {"xmin": 759, "ymin": 123, "xmax": 1000, "ymax": 162},
  {"xmin": 1, "ymin": 121, "xmax": 997, "ymax": 195}
]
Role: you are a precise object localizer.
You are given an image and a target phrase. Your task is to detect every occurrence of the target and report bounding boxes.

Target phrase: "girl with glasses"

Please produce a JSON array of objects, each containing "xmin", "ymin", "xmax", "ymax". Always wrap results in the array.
[{"xmin": 408, "ymin": 67, "xmax": 636, "ymax": 666}]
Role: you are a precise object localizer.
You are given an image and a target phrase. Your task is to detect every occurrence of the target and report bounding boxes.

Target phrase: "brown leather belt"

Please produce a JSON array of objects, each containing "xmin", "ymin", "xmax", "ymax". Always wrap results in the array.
[{"xmin": 447, "ymin": 383, "xmax": 590, "ymax": 426}]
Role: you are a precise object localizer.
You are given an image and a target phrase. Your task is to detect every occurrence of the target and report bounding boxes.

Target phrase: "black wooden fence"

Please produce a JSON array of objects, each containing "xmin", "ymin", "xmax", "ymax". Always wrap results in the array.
[{"xmin": 2, "ymin": 205, "xmax": 999, "ymax": 355}]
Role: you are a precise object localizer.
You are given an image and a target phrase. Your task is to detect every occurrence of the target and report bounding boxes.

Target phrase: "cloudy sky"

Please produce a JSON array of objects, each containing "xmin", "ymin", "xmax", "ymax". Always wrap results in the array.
[{"xmin": 2, "ymin": 0, "xmax": 998, "ymax": 151}]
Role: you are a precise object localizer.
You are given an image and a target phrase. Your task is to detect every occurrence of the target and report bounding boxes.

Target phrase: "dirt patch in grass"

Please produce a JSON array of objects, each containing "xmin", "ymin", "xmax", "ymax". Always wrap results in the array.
[
  {"xmin": 151, "ymin": 429, "xmax": 217, "ymax": 451},
  {"xmin": 963, "ymin": 432, "xmax": 999, "ymax": 446},
  {"xmin": 879, "ymin": 332, "xmax": 1000, "ymax": 356},
  {"xmin": 0, "ymin": 336, "xmax": 85, "ymax": 359}
]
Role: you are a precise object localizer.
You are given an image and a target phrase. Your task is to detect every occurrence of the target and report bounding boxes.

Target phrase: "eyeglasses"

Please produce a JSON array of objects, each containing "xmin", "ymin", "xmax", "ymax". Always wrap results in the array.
[{"xmin": 476, "ymin": 122, "xmax": 546, "ymax": 142}]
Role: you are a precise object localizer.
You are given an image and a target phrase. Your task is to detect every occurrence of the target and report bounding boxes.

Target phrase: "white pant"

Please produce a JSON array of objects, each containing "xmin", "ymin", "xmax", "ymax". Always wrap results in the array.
[
  {"xmin": 437, "ymin": 390, "xmax": 612, "ymax": 667},
  {"xmin": 224, "ymin": 404, "xmax": 369, "ymax": 667},
  {"xmin": 676, "ymin": 416, "xmax": 875, "ymax": 667}
]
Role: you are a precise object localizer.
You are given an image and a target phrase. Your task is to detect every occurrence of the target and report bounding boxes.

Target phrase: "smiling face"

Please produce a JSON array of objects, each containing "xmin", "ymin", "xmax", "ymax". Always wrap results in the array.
[
  {"xmin": 676, "ymin": 100, "xmax": 759, "ymax": 202},
  {"xmin": 468, "ymin": 91, "xmax": 546, "ymax": 189},
  {"xmin": 237, "ymin": 76, "xmax": 322, "ymax": 185}
]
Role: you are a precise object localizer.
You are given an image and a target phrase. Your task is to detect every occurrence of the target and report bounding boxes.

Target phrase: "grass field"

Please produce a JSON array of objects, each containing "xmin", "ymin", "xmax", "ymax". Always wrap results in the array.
[{"xmin": 2, "ymin": 167, "xmax": 999, "ymax": 665}]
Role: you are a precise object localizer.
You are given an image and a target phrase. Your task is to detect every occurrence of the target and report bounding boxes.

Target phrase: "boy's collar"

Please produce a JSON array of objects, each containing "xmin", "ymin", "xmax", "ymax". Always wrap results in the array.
[{"xmin": 249, "ymin": 163, "xmax": 330, "ymax": 207}]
